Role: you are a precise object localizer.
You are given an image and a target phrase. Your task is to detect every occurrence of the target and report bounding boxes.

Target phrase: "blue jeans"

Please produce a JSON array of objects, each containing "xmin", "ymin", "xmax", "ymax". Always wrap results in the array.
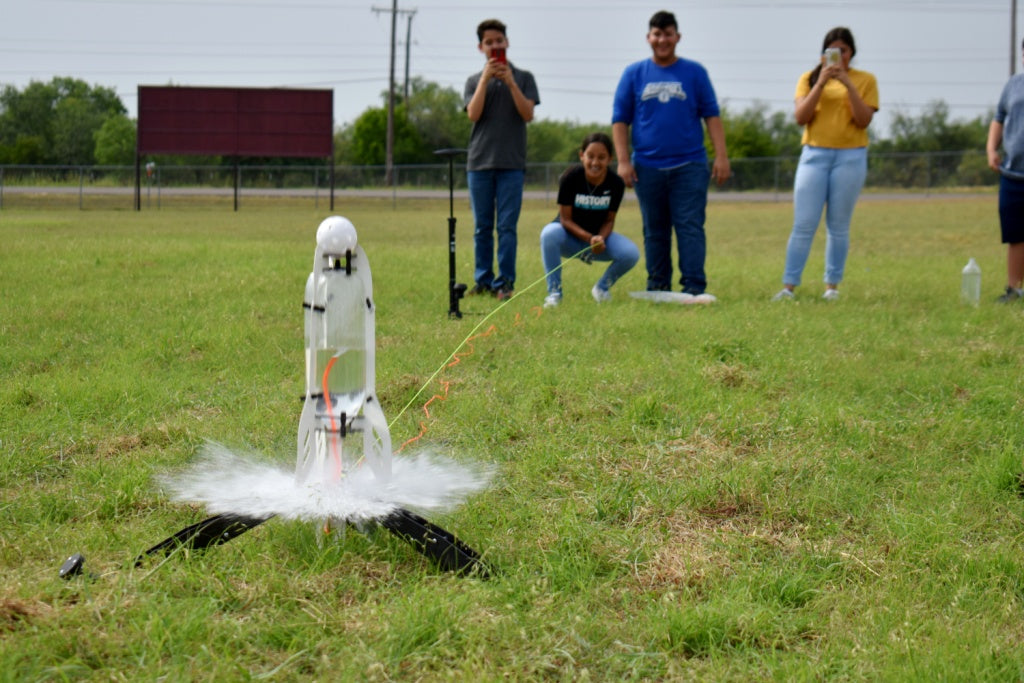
[
  {"xmin": 783, "ymin": 146, "xmax": 867, "ymax": 287},
  {"xmin": 633, "ymin": 162, "xmax": 711, "ymax": 293},
  {"xmin": 468, "ymin": 169, "xmax": 525, "ymax": 290},
  {"xmin": 539, "ymin": 222, "xmax": 640, "ymax": 294}
]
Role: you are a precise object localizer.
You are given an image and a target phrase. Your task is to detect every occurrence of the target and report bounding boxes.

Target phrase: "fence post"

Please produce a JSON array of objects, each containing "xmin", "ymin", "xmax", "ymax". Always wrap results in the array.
[
  {"xmin": 773, "ymin": 157, "xmax": 780, "ymax": 201},
  {"xmin": 79, "ymin": 166, "xmax": 84, "ymax": 210}
]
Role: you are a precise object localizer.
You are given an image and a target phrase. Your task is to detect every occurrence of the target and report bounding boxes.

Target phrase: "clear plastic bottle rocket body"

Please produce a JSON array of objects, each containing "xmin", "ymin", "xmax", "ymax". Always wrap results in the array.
[
  {"xmin": 960, "ymin": 257, "xmax": 981, "ymax": 307},
  {"xmin": 297, "ymin": 216, "xmax": 392, "ymax": 486}
]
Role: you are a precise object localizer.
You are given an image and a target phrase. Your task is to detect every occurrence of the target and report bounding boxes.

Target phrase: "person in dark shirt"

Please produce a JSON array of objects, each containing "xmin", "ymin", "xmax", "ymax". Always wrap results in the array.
[
  {"xmin": 539, "ymin": 132, "xmax": 639, "ymax": 307},
  {"xmin": 464, "ymin": 18, "xmax": 540, "ymax": 301}
]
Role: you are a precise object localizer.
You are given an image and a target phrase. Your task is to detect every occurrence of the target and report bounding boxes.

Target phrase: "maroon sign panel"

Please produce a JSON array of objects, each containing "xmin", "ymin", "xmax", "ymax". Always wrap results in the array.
[{"xmin": 137, "ymin": 86, "xmax": 333, "ymax": 158}]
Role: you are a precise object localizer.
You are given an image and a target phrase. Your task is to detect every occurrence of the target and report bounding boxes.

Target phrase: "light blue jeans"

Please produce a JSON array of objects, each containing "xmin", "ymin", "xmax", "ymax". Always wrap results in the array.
[
  {"xmin": 539, "ymin": 222, "xmax": 639, "ymax": 294},
  {"xmin": 468, "ymin": 169, "xmax": 525, "ymax": 290},
  {"xmin": 783, "ymin": 145, "xmax": 868, "ymax": 287}
]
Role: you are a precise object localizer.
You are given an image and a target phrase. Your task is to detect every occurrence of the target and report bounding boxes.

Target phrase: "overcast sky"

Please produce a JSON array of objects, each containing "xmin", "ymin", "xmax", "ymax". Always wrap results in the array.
[{"xmin": 2, "ymin": 0, "xmax": 1018, "ymax": 137}]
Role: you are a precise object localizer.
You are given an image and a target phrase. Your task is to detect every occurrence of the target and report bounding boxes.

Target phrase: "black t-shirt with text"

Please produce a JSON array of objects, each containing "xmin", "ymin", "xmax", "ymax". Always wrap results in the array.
[{"xmin": 555, "ymin": 165, "xmax": 625, "ymax": 235}]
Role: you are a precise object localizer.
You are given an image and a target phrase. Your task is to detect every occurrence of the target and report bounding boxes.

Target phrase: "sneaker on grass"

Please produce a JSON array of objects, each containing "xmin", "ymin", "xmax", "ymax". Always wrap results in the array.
[
  {"xmin": 822, "ymin": 289, "xmax": 840, "ymax": 301},
  {"xmin": 691, "ymin": 292, "xmax": 717, "ymax": 304},
  {"xmin": 543, "ymin": 292, "xmax": 562, "ymax": 308},
  {"xmin": 997, "ymin": 286, "xmax": 1024, "ymax": 303},
  {"xmin": 772, "ymin": 288, "xmax": 795, "ymax": 301},
  {"xmin": 591, "ymin": 284, "xmax": 611, "ymax": 303}
]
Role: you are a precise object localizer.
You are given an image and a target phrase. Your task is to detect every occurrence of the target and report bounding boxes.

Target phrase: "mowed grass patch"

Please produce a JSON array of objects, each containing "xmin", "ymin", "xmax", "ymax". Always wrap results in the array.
[{"xmin": 3, "ymin": 196, "xmax": 1024, "ymax": 680}]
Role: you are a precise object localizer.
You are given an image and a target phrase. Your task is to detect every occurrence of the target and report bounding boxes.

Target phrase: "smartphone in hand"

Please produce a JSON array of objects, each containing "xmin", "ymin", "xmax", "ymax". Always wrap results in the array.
[
  {"xmin": 823, "ymin": 47, "xmax": 841, "ymax": 66},
  {"xmin": 492, "ymin": 47, "xmax": 507, "ymax": 64}
]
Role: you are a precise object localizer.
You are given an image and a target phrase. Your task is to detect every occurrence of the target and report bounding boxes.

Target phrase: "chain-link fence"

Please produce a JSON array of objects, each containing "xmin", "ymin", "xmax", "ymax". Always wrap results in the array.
[{"xmin": 0, "ymin": 150, "xmax": 996, "ymax": 210}]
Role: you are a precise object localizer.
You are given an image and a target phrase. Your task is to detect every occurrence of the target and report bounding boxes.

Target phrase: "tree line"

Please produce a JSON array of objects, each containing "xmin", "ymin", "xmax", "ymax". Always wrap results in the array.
[{"xmin": 0, "ymin": 75, "xmax": 993, "ymax": 173}]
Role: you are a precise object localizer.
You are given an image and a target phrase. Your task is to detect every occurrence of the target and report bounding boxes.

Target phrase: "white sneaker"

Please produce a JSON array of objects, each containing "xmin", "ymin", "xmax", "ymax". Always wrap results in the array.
[
  {"xmin": 543, "ymin": 292, "xmax": 562, "ymax": 308},
  {"xmin": 772, "ymin": 288, "xmax": 795, "ymax": 301},
  {"xmin": 591, "ymin": 285, "xmax": 611, "ymax": 303},
  {"xmin": 691, "ymin": 292, "xmax": 717, "ymax": 304},
  {"xmin": 822, "ymin": 289, "xmax": 840, "ymax": 301},
  {"xmin": 629, "ymin": 290, "xmax": 691, "ymax": 303}
]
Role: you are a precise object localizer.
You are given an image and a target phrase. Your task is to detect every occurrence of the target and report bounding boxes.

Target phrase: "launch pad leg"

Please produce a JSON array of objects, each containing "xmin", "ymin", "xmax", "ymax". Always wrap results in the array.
[
  {"xmin": 127, "ymin": 509, "xmax": 491, "ymax": 578},
  {"xmin": 380, "ymin": 508, "xmax": 492, "ymax": 577},
  {"xmin": 133, "ymin": 513, "xmax": 273, "ymax": 566}
]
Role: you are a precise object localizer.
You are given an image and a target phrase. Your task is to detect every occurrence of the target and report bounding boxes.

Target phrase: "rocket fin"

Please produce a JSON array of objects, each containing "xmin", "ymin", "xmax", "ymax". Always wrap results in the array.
[
  {"xmin": 361, "ymin": 395, "xmax": 392, "ymax": 481},
  {"xmin": 295, "ymin": 397, "xmax": 318, "ymax": 483}
]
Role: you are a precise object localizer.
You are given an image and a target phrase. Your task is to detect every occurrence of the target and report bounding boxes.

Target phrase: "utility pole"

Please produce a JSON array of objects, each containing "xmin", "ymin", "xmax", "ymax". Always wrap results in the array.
[
  {"xmin": 1013, "ymin": 0, "xmax": 1019, "ymax": 76},
  {"xmin": 371, "ymin": 3, "xmax": 416, "ymax": 186}
]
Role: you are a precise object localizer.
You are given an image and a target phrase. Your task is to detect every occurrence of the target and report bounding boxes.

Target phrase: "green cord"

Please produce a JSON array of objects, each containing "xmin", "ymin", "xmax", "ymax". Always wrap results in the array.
[{"xmin": 388, "ymin": 245, "xmax": 592, "ymax": 429}]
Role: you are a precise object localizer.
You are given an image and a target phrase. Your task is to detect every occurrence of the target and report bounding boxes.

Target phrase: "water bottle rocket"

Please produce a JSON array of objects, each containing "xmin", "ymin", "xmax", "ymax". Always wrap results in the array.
[
  {"xmin": 961, "ymin": 257, "xmax": 981, "ymax": 306},
  {"xmin": 297, "ymin": 216, "xmax": 392, "ymax": 496},
  {"xmin": 62, "ymin": 216, "xmax": 491, "ymax": 579}
]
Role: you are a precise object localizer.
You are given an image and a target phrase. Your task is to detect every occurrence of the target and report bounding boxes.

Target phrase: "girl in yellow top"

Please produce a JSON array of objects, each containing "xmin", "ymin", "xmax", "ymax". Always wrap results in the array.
[{"xmin": 773, "ymin": 27, "xmax": 879, "ymax": 302}]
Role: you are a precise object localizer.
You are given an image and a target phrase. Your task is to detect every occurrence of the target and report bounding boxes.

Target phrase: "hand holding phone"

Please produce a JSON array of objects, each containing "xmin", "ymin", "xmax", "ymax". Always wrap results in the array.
[
  {"xmin": 823, "ymin": 47, "xmax": 841, "ymax": 67},
  {"xmin": 492, "ymin": 47, "xmax": 506, "ymax": 64}
]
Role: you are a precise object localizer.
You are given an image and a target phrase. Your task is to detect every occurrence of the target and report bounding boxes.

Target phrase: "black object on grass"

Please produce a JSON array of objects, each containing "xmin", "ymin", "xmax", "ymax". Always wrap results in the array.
[
  {"xmin": 434, "ymin": 148, "xmax": 468, "ymax": 320},
  {"xmin": 60, "ymin": 508, "xmax": 491, "ymax": 580}
]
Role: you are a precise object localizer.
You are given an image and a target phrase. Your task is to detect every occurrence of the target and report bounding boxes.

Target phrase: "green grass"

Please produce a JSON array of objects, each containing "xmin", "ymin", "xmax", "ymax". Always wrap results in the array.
[{"xmin": 2, "ymin": 196, "xmax": 1024, "ymax": 680}]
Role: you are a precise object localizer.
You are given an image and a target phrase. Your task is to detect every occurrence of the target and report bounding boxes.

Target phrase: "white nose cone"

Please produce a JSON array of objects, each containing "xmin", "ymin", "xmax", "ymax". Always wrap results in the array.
[{"xmin": 316, "ymin": 216, "xmax": 358, "ymax": 254}]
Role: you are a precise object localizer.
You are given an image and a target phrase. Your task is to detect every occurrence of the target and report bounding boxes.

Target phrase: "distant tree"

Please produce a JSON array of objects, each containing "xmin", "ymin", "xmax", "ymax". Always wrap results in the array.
[
  {"xmin": 0, "ymin": 135, "xmax": 45, "ymax": 164},
  {"xmin": 871, "ymin": 101, "xmax": 990, "ymax": 188},
  {"xmin": 765, "ymin": 109, "xmax": 804, "ymax": 157},
  {"xmin": 53, "ymin": 97, "xmax": 106, "ymax": 164},
  {"xmin": 0, "ymin": 77, "xmax": 125, "ymax": 164},
  {"xmin": 876, "ymin": 101, "xmax": 987, "ymax": 153},
  {"xmin": 403, "ymin": 77, "xmax": 472, "ymax": 155},
  {"xmin": 0, "ymin": 82, "xmax": 60, "ymax": 157},
  {"xmin": 704, "ymin": 103, "xmax": 802, "ymax": 189},
  {"xmin": 528, "ymin": 120, "xmax": 575, "ymax": 164},
  {"xmin": 712, "ymin": 103, "xmax": 802, "ymax": 160},
  {"xmin": 340, "ymin": 79, "xmax": 610, "ymax": 166},
  {"xmin": 94, "ymin": 114, "xmax": 136, "ymax": 165},
  {"xmin": 720, "ymin": 105, "xmax": 777, "ymax": 159},
  {"xmin": 526, "ymin": 119, "xmax": 605, "ymax": 165},
  {"xmin": 333, "ymin": 125, "xmax": 354, "ymax": 165},
  {"xmin": 346, "ymin": 104, "xmax": 424, "ymax": 165},
  {"xmin": 338, "ymin": 79, "xmax": 474, "ymax": 165}
]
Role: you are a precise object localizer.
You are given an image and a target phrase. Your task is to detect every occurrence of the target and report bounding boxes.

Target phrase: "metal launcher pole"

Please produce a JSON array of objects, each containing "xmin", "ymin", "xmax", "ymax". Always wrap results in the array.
[{"xmin": 433, "ymin": 148, "xmax": 467, "ymax": 319}]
